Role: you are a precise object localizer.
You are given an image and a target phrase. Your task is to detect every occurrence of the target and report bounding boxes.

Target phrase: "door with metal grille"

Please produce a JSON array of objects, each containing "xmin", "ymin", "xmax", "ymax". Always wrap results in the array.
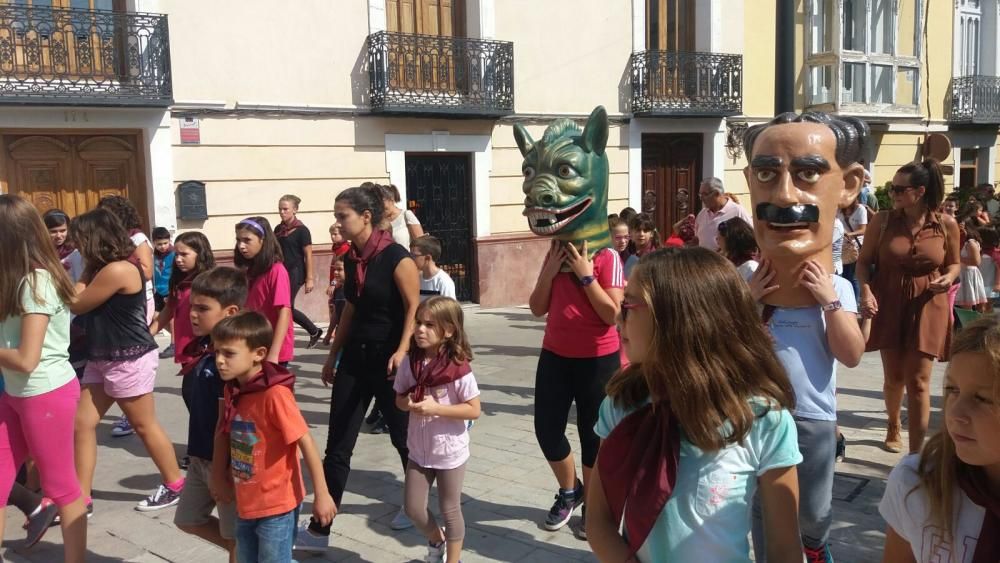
[{"xmin": 405, "ymin": 153, "xmax": 475, "ymax": 301}]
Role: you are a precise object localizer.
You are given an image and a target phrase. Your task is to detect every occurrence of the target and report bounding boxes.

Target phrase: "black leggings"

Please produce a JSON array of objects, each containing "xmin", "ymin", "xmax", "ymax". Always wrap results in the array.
[
  {"xmin": 288, "ymin": 272, "xmax": 319, "ymax": 337},
  {"xmin": 533, "ymin": 349, "xmax": 619, "ymax": 468},
  {"xmin": 319, "ymin": 340, "xmax": 409, "ymax": 532}
]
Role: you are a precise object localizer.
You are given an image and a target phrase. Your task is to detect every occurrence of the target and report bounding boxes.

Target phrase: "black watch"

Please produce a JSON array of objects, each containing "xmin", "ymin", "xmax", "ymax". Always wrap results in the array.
[{"xmin": 578, "ymin": 275, "xmax": 596, "ymax": 287}]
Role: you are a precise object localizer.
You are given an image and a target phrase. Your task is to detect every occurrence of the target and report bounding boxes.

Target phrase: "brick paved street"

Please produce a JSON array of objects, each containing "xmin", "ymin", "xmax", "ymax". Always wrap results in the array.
[{"xmin": 2, "ymin": 306, "xmax": 945, "ymax": 563}]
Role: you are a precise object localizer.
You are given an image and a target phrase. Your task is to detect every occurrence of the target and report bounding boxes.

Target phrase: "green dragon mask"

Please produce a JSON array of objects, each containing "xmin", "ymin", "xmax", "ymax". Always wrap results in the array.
[{"xmin": 514, "ymin": 106, "xmax": 612, "ymax": 258}]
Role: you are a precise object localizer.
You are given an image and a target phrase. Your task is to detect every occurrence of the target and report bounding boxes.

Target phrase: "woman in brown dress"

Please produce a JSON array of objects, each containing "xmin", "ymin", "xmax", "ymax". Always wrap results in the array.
[{"xmin": 857, "ymin": 159, "xmax": 960, "ymax": 454}]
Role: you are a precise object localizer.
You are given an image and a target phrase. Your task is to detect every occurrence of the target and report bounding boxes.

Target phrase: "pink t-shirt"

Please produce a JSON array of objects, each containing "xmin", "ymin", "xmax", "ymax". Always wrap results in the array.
[
  {"xmin": 168, "ymin": 284, "xmax": 196, "ymax": 367},
  {"xmin": 393, "ymin": 356, "xmax": 480, "ymax": 470},
  {"xmin": 542, "ymin": 247, "xmax": 624, "ymax": 358},
  {"xmin": 245, "ymin": 263, "xmax": 294, "ymax": 363}
]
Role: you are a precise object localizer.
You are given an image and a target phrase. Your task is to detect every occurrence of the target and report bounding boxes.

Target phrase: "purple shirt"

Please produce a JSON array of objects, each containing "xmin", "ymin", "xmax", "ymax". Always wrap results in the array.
[{"xmin": 393, "ymin": 356, "xmax": 480, "ymax": 470}]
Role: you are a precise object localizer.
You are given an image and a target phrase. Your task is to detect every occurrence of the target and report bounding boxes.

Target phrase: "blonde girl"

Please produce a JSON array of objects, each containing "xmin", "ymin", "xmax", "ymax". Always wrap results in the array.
[
  {"xmin": 880, "ymin": 314, "xmax": 1000, "ymax": 562},
  {"xmin": 0, "ymin": 195, "xmax": 87, "ymax": 562},
  {"xmin": 70, "ymin": 208, "xmax": 184, "ymax": 512},
  {"xmin": 234, "ymin": 216, "xmax": 294, "ymax": 365},
  {"xmin": 587, "ymin": 247, "xmax": 803, "ymax": 563},
  {"xmin": 394, "ymin": 296, "xmax": 480, "ymax": 563}
]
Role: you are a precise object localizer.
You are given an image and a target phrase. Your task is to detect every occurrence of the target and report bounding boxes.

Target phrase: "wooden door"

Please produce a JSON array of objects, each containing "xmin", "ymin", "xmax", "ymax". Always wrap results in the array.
[
  {"xmin": 1, "ymin": 132, "xmax": 144, "ymax": 222},
  {"xmin": 645, "ymin": 0, "xmax": 696, "ymax": 100},
  {"xmin": 386, "ymin": 0, "xmax": 465, "ymax": 36},
  {"xmin": 641, "ymin": 134, "xmax": 702, "ymax": 234}
]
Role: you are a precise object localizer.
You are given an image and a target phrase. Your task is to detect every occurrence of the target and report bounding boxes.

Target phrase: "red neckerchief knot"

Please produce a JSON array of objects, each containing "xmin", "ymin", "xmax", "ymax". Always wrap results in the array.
[
  {"xmin": 348, "ymin": 229, "xmax": 394, "ymax": 297},
  {"xmin": 597, "ymin": 392, "xmax": 681, "ymax": 557},
  {"xmin": 219, "ymin": 362, "xmax": 296, "ymax": 433},
  {"xmin": 404, "ymin": 349, "xmax": 471, "ymax": 402}
]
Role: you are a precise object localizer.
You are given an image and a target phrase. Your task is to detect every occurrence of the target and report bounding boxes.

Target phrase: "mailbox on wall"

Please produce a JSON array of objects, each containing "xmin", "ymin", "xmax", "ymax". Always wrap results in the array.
[{"xmin": 178, "ymin": 181, "xmax": 207, "ymax": 220}]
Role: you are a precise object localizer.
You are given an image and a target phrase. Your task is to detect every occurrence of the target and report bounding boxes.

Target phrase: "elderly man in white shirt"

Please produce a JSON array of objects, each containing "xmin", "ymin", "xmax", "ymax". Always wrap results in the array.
[{"xmin": 692, "ymin": 177, "xmax": 753, "ymax": 251}]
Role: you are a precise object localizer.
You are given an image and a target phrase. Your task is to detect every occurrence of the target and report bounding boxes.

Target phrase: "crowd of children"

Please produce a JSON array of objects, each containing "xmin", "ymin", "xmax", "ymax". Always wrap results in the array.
[{"xmin": 1, "ymin": 177, "xmax": 998, "ymax": 563}]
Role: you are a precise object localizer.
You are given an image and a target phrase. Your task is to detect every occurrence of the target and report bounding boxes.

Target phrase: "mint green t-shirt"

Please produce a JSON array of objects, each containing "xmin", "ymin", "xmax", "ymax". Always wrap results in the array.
[
  {"xmin": 594, "ymin": 397, "xmax": 802, "ymax": 563},
  {"xmin": 0, "ymin": 270, "xmax": 75, "ymax": 398}
]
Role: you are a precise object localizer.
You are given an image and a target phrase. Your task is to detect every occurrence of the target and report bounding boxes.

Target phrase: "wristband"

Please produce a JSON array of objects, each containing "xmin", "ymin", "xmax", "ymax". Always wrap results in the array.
[
  {"xmin": 821, "ymin": 300, "xmax": 842, "ymax": 312},
  {"xmin": 578, "ymin": 275, "xmax": 596, "ymax": 287}
]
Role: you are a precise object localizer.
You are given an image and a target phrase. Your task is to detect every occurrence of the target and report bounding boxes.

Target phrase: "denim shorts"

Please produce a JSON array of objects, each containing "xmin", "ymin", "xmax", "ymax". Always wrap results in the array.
[{"xmin": 235, "ymin": 505, "xmax": 299, "ymax": 563}]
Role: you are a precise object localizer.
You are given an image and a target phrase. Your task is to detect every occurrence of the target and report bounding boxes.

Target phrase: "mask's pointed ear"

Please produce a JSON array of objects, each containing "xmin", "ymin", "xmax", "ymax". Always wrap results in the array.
[
  {"xmin": 513, "ymin": 124, "xmax": 535, "ymax": 157},
  {"xmin": 580, "ymin": 106, "xmax": 609, "ymax": 156}
]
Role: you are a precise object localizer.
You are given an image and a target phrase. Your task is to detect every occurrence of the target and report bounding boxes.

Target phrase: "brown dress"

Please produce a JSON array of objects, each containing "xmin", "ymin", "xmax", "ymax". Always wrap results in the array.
[{"xmin": 866, "ymin": 210, "xmax": 952, "ymax": 359}]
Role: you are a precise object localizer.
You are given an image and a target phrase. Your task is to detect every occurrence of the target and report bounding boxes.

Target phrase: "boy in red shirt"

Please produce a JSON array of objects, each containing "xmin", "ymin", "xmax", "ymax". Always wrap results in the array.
[{"xmin": 210, "ymin": 311, "xmax": 335, "ymax": 562}]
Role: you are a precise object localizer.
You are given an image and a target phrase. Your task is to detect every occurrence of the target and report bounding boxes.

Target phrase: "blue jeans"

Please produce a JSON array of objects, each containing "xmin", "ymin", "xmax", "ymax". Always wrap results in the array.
[{"xmin": 235, "ymin": 506, "xmax": 299, "ymax": 563}]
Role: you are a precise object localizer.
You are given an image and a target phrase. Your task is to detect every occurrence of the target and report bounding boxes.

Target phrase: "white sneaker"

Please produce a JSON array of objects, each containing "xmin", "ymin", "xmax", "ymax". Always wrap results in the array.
[
  {"xmin": 390, "ymin": 507, "xmax": 414, "ymax": 530},
  {"xmin": 424, "ymin": 540, "xmax": 445, "ymax": 563},
  {"xmin": 293, "ymin": 521, "xmax": 329, "ymax": 553}
]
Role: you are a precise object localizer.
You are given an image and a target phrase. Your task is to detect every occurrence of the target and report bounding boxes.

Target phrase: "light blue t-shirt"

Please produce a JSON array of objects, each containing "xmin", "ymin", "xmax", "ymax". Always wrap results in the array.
[
  {"xmin": 594, "ymin": 397, "xmax": 802, "ymax": 563},
  {"xmin": 768, "ymin": 275, "xmax": 856, "ymax": 421}
]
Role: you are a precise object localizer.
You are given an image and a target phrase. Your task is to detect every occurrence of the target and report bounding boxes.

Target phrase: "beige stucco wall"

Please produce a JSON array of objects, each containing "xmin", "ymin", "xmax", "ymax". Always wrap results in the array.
[
  {"xmin": 165, "ymin": 0, "xmax": 368, "ymax": 107},
  {"xmin": 494, "ymin": 0, "xmax": 633, "ymax": 115}
]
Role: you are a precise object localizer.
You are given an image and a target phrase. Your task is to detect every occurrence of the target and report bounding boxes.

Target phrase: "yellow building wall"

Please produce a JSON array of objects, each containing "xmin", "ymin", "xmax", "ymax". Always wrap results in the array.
[{"xmin": 741, "ymin": 0, "xmax": 778, "ymax": 120}]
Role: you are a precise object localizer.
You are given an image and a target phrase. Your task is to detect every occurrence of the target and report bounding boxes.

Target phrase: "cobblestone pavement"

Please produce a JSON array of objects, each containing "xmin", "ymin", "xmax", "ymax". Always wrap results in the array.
[{"xmin": 2, "ymin": 306, "xmax": 945, "ymax": 562}]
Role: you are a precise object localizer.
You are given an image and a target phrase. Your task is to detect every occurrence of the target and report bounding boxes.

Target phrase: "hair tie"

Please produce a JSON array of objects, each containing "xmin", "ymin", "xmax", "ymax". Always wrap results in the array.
[{"xmin": 238, "ymin": 218, "xmax": 266, "ymax": 237}]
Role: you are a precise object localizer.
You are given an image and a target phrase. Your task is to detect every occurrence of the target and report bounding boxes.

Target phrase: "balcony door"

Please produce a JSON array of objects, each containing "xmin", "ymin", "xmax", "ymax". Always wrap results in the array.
[
  {"xmin": 645, "ymin": 0, "xmax": 696, "ymax": 103},
  {"xmin": 386, "ymin": 0, "xmax": 465, "ymax": 37},
  {"xmin": 0, "ymin": 0, "xmax": 128, "ymax": 82},
  {"xmin": 385, "ymin": 0, "xmax": 466, "ymax": 97}
]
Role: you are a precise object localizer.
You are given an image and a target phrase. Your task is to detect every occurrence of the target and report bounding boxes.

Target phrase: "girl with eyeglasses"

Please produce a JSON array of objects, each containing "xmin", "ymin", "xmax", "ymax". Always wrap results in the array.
[{"xmin": 857, "ymin": 159, "xmax": 961, "ymax": 455}]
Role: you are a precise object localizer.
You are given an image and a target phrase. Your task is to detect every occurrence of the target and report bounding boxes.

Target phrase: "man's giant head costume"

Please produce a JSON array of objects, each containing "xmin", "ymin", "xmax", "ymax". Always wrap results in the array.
[
  {"xmin": 743, "ymin": 112, "xmax": 870, "ymax": 307},
  {"xmin": 514, "ymin": 106, "xmax": 612, "ymax": 257}
]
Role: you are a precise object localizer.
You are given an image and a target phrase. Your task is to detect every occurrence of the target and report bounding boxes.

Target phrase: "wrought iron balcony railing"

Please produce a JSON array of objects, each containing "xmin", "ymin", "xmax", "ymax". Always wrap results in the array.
[
  {"xmin": 367, "ymin": 31, "xmax": 513, "ymax": 117},
  {"xmin": 630, "ymin": 50, "xmax": 742, "ymax": 116},
  {"xmin": 0, "ymin": 4, "xmax": 171, "ymax": 106},
  {"xmin": 948, "ymin": 75, "xmax": 1000, "ymax": 125}
]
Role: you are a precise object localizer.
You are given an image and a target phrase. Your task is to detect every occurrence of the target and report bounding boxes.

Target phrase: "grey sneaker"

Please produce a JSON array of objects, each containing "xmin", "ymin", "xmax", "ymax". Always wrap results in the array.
[
  {"xmin": 23, "ymin": 498, "xmax": 58, "ymax": 547},
  {"xmin": 424, "ymin": 540, "xmax": 445, "ymax": 563},
  {"xmin": 136, "ymin": 484, "xmax": 181, "ymax": 512},
  {"xmin": 390, "ymin": 507, "xmax": 414, "ymax": 530},
  {"xmin": 293, "ymin": 521, "xmax": 329, "ymax": 553},
  {"xmin": 544, "ymin": 480, "xmax": 583, "ymax": 531}
]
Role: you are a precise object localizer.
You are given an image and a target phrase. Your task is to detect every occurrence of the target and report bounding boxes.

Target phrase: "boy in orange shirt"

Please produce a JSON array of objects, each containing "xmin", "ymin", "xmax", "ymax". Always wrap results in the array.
[{"xmin": 210, "ymin": 311, "xmax": 335, "ymax": 562}]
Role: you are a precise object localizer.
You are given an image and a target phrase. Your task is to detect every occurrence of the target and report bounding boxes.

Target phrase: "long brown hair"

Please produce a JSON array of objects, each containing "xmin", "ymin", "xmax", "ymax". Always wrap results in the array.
[
  {"xmin": 916, "ymin": 315, "xmax": 1000, "ymax": 545},
  {"xmin": 233, "ymin": 216, "xmax": 283, "ymax": 279},
  {"xmin": 606, "ymin": 247, "xmax": 795, "ymax": 451},
  {"xmin": 170, "ymin": 231, "xmax": 216, "ymax": 296},
  {"xmin": 70, "ymin": 208, "xmax": 136, "ymax": 281},
  {"xmin": 413, "ymin": 296, "xmax": 473, "ymax": 363},
  {"xmin": 0, "ymin": 196, "xmax": 76, "ymax": 321}
]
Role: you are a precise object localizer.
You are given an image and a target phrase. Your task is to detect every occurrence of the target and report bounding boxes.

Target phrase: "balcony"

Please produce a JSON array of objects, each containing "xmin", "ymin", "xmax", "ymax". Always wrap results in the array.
[
  {"xmin": 0, "ymin": 4, "xmax": 171, "ymax": 107},
  {"xmin": 630, "ymin": 50, "xmax": 742, "ymax": 117},
  {"xmin": 948, "ymin": 75, "xmax": 1000, "ymax": 125},
  {"xmin": 367, "ymin": 30, "xmax": 513, "ymax": 117}
]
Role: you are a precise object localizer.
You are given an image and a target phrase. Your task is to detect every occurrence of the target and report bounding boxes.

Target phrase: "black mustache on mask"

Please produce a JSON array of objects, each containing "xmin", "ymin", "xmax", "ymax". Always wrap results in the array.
[{"xmin": 755, "ymin": 203, "xmax": 820, "ymax": 224}]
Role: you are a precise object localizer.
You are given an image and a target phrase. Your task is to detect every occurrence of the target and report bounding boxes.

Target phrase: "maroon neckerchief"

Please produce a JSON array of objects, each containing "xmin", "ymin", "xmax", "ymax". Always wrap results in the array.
[
  {"xmin": 219, "ymin": 362, "xmax": 296, "ymax": 433},
  {"xmin": 404, "ymin": 349, "xmax": 471, "ymax": 402},
  {"xmin": 958, "ymin": 469, "xmax": 1000, "ymax": 562},
  {"xmin": 56, "ymin": 243, "xmax": 75, "ymax": 272},
  {"xmin": 274, "ymin": 219, "xmax": 305, "ymax": 238},
  {"xmin": 178, "ymin": 336, "xmax": 212, "ymax": 377},
  {"xmin": 597, "ymin": 393, "xmax": 681, "ymax": 557},
  {"xmin": 348, "ymin": 229, "xmax": 394, "ymax": 297}
]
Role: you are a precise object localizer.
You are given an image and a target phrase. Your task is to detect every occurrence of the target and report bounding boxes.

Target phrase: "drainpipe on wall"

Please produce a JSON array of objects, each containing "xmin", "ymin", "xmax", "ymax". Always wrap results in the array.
[{"xmin": 775, "ymin": 0, "xmax": 795, "ymax": 114}]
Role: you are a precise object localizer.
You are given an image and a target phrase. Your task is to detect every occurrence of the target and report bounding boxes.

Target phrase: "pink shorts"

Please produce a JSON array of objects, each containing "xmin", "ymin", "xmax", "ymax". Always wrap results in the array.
[{"xmin": 82, "ymin": 349, "xmax": 158, "ymax": 399}]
